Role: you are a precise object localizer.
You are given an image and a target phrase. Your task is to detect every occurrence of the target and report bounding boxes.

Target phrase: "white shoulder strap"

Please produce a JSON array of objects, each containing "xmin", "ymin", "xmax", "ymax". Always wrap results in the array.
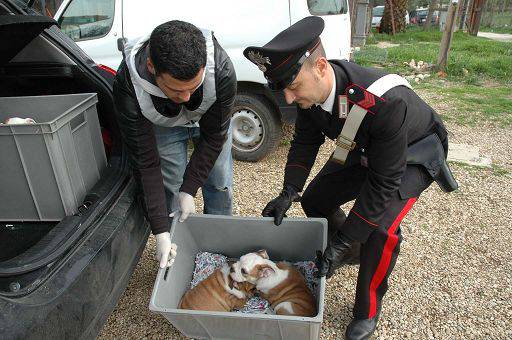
[
  {"xmin": 367, "ymin": 74, "xmax": 412, "ymax": 97},
  {"xmin": 332, "ymin": 74, "xmax": 412, "ymax": 164}
]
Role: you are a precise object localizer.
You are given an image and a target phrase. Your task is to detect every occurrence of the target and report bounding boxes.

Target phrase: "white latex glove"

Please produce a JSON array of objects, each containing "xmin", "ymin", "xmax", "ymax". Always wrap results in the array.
[
  {"xmin": 178, "ymin": 192, "xmax": 196, "ymax": 222},
  {"xmin": 155, "ymin": 232, "xmax": 178, "ymax": 268}
]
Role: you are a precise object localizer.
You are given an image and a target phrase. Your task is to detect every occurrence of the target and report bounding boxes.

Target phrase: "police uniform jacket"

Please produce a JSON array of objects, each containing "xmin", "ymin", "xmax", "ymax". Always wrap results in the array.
[{"xmin": 284, "ymin": 60, "xmax": 448, "ymax": 242}]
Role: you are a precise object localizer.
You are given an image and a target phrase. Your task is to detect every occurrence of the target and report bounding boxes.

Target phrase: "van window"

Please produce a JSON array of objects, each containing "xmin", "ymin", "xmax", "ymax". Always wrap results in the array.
[
  {"xmin": 57, "ymin": 0, "xmax": 115, "ymax": 41},
  {"xmin": 307, "ymin": 0, "xmax": 348, "ymax": 15}
]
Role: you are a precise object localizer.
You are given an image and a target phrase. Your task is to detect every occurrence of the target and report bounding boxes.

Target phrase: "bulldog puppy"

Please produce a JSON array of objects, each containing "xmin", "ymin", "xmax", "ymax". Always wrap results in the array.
[
  {"xmin": 230, "ymin": 250, "xmax": 317, "ymax": 317},
  {"xmin": 179, "ymin": 263, "xmax": 256, "ymax": 312},
  {"xmin": 3, "ymin": 117, "xmax": 36, "ymax": 125}
]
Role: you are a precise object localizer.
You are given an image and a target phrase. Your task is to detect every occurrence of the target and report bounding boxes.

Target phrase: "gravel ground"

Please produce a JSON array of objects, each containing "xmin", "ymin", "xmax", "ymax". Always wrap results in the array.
[{"xmin": 98, "ymin": 93, "xmax": 512, "ymax": 339}]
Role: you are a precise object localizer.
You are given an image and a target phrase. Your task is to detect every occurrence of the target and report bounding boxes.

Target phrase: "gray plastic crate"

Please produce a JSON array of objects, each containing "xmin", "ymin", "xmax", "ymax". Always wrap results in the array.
[
  {"xmin": 0, "ymin": 93, "xmax": 106, "ymax": 221},
  {"xmin": 149, "ymin": 215, "xmax": 327, "ymax": 340}
]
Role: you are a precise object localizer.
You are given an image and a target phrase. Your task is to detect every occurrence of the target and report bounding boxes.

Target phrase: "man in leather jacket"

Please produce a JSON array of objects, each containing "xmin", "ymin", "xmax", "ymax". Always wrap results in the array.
[
  {"xmin": 245, "ymin": 17, "xmax": 455, "ymax": 339},
  {"xmin": 113, "ymin": 21, "xmax": 236, "ymax": 269}
]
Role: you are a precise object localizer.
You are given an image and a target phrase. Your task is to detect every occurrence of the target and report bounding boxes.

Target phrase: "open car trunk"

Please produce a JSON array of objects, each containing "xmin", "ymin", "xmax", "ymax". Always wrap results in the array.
[{"xmin": 0, "ymin": 13, "xmax": 126, "ymax": 293}]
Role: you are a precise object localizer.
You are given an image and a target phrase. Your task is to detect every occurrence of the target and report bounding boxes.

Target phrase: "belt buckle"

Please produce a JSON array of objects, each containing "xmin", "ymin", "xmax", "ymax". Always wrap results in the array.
[{"xmin": 336, "ymin": 135, "xmax": 356, "ymax": 151}]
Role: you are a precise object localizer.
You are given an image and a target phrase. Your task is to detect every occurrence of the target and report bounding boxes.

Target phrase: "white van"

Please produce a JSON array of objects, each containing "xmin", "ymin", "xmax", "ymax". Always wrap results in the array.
[{"xmin": 54, "ymin": 0, "xmax": 351, "ymax": 161}]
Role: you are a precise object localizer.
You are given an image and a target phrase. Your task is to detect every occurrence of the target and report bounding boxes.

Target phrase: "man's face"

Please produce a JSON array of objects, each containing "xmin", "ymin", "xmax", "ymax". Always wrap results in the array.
[
  {"xmin": 147, "ymin": 58, "xmax": 204, "ymax": 104},
  {"xmin": 282, "ymin": 62, "xmax": 324, "ymax": 109}
]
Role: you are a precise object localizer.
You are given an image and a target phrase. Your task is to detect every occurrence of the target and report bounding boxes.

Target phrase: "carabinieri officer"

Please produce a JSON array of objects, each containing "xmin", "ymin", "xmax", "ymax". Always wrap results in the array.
[{"xmin": 244, "ymin": 16, "xmax": 457, "ymax": 339}]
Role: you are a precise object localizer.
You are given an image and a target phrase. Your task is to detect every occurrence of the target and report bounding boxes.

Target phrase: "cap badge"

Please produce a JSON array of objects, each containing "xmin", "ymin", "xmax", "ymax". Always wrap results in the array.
[{"xmin": 247, "ymin": 51, "xmax": 271, "ymax": 72}]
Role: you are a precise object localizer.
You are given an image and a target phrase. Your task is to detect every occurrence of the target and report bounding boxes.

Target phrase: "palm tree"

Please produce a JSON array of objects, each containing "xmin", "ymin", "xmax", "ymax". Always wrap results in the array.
[{"xmin": 380, "ymin": 0, "xmax": 408, "ymax": 34}]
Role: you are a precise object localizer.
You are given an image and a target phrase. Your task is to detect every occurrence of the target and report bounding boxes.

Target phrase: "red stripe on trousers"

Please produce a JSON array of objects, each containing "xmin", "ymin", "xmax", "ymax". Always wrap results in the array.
[{"xmin": 368, "ymin": 197, "xmax": 417, "ymax": 318}]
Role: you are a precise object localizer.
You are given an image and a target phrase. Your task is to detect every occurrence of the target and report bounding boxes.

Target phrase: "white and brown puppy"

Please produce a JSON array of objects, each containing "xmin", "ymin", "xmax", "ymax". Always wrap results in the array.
[
  {"xmin": 230, "ymin": 250, "xmax": 317, "ymax": 317},
  {"xmin": 179, "ymin": 263, "xmax": 256, "ymax": 312},
  {"xmin": 2, "ymin": 117, "xmax": 36, "ymax": 125}
]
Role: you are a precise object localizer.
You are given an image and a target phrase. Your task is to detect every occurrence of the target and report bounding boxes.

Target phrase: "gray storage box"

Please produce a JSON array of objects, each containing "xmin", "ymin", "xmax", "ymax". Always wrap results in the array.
[
  {"xmin": 149, "ymin": 215, "xmax": 327, "ymax": 340},
  {"xmin": 0, "ymin": 93, "xmax": 106, "ymax": 221}
]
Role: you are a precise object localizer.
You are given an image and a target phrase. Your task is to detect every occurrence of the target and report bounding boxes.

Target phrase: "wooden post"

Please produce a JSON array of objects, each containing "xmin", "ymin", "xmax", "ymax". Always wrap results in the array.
[{"xmin": 437, "ymin": 0, "xmax": 458, "ymax": 71}]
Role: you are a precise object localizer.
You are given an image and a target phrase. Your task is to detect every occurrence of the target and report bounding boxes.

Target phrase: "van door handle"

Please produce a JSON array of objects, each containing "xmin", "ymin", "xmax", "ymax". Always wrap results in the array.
[{"xmin": 117, "ymin": 38, "xmax": 127, "ymax": 52}]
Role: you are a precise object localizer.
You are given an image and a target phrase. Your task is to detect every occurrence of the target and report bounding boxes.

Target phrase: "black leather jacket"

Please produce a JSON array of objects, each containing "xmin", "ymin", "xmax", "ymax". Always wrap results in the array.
[{"xmin": 113, "ymin": 36, "xmax": 236, "ymax": 235}]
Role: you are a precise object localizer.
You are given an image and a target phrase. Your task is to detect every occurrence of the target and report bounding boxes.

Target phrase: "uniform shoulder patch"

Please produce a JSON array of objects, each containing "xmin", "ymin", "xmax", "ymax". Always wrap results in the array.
[{"xmin": 346, "ymin": 83, "xmax": 386, "ymax": 115}]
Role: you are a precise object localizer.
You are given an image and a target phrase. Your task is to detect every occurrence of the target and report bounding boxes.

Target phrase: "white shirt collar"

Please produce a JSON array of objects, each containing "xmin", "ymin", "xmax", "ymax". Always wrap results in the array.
[{"xmin": 319, "ymin": 66, "xmax": 336, "ymax": 113}]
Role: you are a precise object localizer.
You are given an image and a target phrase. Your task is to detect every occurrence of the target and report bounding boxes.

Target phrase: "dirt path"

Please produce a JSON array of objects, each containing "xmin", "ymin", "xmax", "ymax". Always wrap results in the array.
[{"xmin": 477, "ymin": 31, "xmax": 512, "ymax": 42}]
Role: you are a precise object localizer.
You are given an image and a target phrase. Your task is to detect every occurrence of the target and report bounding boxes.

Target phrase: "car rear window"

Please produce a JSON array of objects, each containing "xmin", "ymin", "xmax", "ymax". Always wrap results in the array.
[
  {"xmin": 308, "ymin": 0, "xmax": 348, "ymax": 15},
  {"xmin": 372, "ymin": 6, "xmax": 384, "ymax": 17}
]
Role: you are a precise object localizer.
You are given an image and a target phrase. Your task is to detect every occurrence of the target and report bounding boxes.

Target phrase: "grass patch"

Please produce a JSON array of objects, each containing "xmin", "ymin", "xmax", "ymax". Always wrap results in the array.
[
  {"xmin": 415, "ymin": 80, "xmax": 512, "ymax": 127},
  {"xmin": 354, "ymin": 27, "xmax": 512, "ymax": 84},
  {"xmin": 492, "ymin": 164, "xmax": 510, "ymax": 176},
  {"xmin": 450, "ymin": 162, "xmax": 510, "ymax": 177}
]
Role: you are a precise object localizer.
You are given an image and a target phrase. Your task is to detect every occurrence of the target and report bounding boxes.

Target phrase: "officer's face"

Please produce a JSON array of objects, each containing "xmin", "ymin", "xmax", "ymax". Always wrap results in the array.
[
  {"xmin": 154, "ymin": 68, "xmax": 205, "ymax": 104},
  {"xmin": 283, "ymin": 63, "xmax": 325, "ymax": 109}
]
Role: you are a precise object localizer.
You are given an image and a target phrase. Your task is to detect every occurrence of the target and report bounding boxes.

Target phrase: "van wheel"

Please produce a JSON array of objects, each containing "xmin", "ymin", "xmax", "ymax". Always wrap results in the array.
[{"xmin": 231, "ymin": 94, "xmax": 282, "ymax": 162}]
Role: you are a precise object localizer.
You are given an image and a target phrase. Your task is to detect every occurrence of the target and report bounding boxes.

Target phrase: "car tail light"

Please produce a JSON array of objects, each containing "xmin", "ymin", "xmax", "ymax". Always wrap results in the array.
[{"xmin": 97, "ymin": 64, "xmax": 117, "ymax": 76}]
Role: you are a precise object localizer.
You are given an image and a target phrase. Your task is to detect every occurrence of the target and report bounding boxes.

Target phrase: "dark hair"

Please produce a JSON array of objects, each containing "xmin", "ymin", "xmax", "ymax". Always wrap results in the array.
[
  {"xmin": 305, "ymin": 42, "xmax": 326, "ymax": 69},
  {"xmin": 149, "ymin": 20, "xmax": 207, "ymax": 80}
]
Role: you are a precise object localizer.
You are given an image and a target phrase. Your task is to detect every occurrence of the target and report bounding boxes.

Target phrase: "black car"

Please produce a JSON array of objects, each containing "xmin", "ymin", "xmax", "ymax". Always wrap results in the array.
[
  {"xmin": 0, "ymin": 1, "xmax": 150, "ymax": 338},
  {"xmin": 410, "ymin": 8, "xmax": 439, "ymax": 26}
]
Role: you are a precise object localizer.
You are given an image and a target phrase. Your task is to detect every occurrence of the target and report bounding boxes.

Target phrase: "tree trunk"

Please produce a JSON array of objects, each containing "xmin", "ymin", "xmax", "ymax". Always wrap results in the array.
[
  {"xmin": 380, "ymin": 0, "xmax": 408, "ymax": 34},
  {"xmin": 468, "ymin": 0, "xmax": 487, "ymax": 35},
  {"xmin": 425, "ymin": 0, "xmax": 439, "ymax": 30}
]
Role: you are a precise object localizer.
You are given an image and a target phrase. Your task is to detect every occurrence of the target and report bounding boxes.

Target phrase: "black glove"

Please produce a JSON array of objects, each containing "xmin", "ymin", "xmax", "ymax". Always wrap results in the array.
[
  {"xmin": 262, "ymin": 185, "xmax": 300, "ymax": 226},
  {"xmin": 315, "ymin": 231, "xmax": 355, "ymax": 279}
]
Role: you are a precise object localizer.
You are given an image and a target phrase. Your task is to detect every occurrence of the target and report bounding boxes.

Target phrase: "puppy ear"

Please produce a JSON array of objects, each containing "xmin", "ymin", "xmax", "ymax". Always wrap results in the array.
[
  {"xmin": 228, "ymin": 277, "xmax": 235, "ymax": 290},
  {"xmin": 246, "ymin": 284, "xmax": 257, "ymax": 296},
  {"xmin": 256, "ymin": 249, "xmax": 269, "ymax": 259},
  {"xmin": 258, "ymin": 264, "xmax": 275, "ymax": 278}
]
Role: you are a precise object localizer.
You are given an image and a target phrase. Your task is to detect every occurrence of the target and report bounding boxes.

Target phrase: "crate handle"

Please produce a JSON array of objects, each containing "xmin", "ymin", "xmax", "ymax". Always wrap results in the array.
[{"xmin": 70, "ymin": 112, "xmax": 86, "ymax": 131}]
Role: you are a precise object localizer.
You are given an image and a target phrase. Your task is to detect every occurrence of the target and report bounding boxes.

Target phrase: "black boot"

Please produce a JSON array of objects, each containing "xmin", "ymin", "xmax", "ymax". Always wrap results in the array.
[
  {"xmin": 326, "ymin": 209, "xmax": 347, "ymax": 240},
  {"xmin": 316, "ymin": 231, "xmax": 355, "ymax": 278},
  {"xmin": 327, "ymin": 210, "xmax": 360, "ymax": 266},
  {"xmin": 345, "ymin": 313, "xmax": 380, "ymax": 340},
  {"xmin": 344, "ymin": 241, "xmax": 361, "ymax": 265}
]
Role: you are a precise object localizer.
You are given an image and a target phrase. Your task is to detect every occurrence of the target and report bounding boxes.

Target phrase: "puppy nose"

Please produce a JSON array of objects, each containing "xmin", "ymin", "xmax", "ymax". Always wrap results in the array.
[{"xmin": 230, "ymin": 265, "xmax": 235, "ymax": 273}]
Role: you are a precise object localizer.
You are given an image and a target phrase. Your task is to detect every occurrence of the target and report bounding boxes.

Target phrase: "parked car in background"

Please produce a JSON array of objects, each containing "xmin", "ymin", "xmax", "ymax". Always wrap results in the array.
[
  {"xmin": 410, "ymin": 8, "xmax": 439, "ymax": 26},
  {"xmin": 371, "ymin": 5, "xmax": 385, "ymax": 28},
  {"xmin": 372, "ymin": 5, "xmax": 409, "ymax": 30},
  {"xmin": 0, "ymin": 0, "xmax": 149, "ymax": 338},
  {"xmin": 54, "ymin": 0, "xmax": 353, "ymax": 162}
]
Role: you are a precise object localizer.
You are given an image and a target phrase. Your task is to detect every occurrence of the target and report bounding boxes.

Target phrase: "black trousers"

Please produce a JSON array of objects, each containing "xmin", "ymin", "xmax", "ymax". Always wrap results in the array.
[{"xmin": 302, "ymin": 161, "xmax": 426, "ymax": 320}]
